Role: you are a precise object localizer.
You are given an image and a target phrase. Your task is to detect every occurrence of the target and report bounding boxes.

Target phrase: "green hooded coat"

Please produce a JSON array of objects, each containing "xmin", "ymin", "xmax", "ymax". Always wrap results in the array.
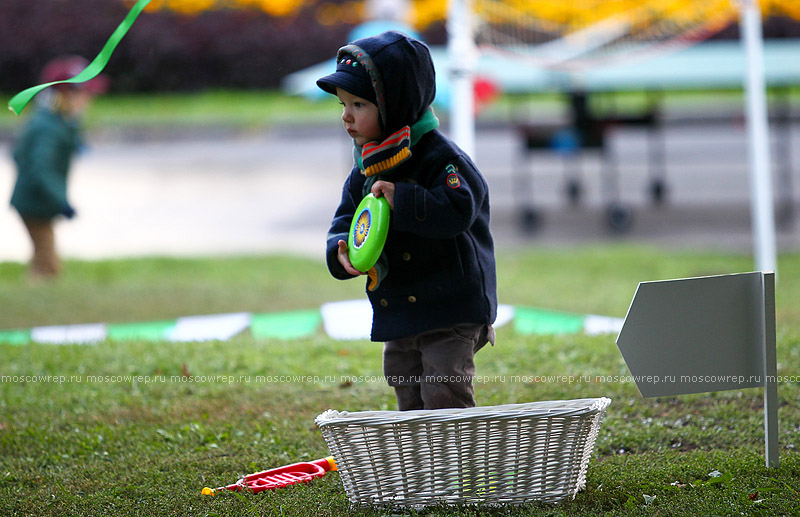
[{"xmin": 10, "ymin": 107, "xmax": 81, "ymax": 219}]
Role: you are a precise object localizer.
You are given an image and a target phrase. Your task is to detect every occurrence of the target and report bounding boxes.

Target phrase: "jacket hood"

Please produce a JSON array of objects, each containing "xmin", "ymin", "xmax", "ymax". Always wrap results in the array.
[{"xmin": 321, "ymin": 31, "xmax": 436, "ymax": 135}]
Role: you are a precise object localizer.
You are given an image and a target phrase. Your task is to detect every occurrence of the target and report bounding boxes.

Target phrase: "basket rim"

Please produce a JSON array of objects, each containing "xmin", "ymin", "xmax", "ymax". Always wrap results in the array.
[{"xmin": 316, "ymin": 397, "xmax": 611, "ymax": 427}]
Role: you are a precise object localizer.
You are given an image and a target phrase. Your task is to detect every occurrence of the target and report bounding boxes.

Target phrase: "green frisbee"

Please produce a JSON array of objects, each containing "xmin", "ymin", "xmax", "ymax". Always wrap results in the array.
[{"xmin": 348, "ymin": 194, "xmax": 390, "ymax": 272}]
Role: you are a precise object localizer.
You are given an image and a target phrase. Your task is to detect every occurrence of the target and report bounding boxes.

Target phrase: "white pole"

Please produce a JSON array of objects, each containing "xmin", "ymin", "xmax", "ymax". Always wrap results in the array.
[
  {"xmin": 365, "ymin": 0, "xmax": 410, "ymax": 23},
  {"xmin": 739, "ymin": 0, "xmax": 777, "ymax": 276},
  {"xmin": 447, "ymin": 0, "xmax": 476, "ymax": 157}
]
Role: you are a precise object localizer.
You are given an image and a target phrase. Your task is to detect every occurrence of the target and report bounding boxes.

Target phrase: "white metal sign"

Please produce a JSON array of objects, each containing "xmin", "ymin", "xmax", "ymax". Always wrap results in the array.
[{"xmin": 616, "ymin": 271, "xmax": 778, "ymax": 467}]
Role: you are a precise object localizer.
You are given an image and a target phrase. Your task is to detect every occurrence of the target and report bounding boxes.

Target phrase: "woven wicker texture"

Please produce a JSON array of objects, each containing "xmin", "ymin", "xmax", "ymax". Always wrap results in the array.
[{"xmin": 315, "ymin": 397, "xmax": 611, "ymax": 507}]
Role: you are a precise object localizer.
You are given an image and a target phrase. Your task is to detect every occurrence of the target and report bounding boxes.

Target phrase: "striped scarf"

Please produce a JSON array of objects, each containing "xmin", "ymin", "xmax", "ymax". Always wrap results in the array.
[{"xmin": 356, "ymin": 108, "xmax": 439, "ymax": 177}]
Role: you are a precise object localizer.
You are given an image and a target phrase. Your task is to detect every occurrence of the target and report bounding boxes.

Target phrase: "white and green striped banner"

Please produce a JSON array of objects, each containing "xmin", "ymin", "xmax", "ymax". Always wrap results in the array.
[{"xmin": 0, "ymin": 302, "xmax": 623, "ymax": 346}]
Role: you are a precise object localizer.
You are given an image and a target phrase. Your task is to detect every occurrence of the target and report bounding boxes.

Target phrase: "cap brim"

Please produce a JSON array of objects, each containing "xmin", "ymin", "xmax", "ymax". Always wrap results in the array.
[
  {"xmin": 316, "ymin": 70, "xmax": 374, "ymax": 103},
  {"xmin": 82, "ymin": 75, "xmax": 109, "ymax": 94}
]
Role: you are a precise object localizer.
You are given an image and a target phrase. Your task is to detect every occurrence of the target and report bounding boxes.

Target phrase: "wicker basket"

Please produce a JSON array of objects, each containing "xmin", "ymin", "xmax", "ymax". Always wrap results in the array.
[{"xmin": 315, "ymin": 397, "xmax": 610, "ymax": 507}]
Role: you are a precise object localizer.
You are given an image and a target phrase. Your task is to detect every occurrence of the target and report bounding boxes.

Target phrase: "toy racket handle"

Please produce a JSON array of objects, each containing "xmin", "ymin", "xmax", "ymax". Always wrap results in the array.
[
  {"xmin": 202, "ymin": 456, "xmax": 336, "ymax": 495},
  {"xmin": 309, "ymin": 456, "xmax": 337, "ymax": 472}
]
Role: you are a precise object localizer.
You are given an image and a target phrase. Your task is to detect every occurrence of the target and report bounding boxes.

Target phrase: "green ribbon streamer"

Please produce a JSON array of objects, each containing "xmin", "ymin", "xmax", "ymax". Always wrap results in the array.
[{"xmin": 8, "ymin": 0, "xmax": 152, "ymax": 116}]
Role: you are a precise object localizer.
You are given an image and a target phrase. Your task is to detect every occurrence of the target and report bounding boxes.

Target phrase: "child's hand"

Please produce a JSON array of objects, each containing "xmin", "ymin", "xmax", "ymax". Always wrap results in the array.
[
  {"xmin": 371, "ymin": 180, "xmax": 395, "ymax": 209},
  {"xmin": 337, "ymin": 240, "xmax": 365, "ymax": 277}
]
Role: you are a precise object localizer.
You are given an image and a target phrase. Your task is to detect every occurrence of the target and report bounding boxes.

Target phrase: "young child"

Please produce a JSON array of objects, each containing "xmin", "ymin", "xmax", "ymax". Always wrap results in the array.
[
  {"xmin": 317, "ymin": 31, "xmax": 497, "ymax": 411},
  {"xmin": 10, "ymin": 55, "xmax": 108, "ymax": 279}
]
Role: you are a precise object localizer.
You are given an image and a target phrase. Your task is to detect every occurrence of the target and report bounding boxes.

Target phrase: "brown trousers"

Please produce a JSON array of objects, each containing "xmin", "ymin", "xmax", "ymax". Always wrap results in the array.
[
  {"xmin": 21, "ymin": 216, "xmax": 60, "ymax": 278},
  {"xmin": 383, "ymin": 323, "xmax": 495, "ymax": 411}
]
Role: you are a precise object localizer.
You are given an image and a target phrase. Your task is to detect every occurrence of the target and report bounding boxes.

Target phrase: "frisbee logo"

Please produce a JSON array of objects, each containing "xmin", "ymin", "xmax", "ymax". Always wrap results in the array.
[{"xmin": 353, "ymin": 208, "xmax": 372, "ymax": 250}]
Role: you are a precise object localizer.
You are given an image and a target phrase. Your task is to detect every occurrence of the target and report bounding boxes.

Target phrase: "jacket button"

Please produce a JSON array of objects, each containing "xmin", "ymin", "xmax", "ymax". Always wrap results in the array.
[
  {"xmin": 402, "ymin": 252, "xmax": 411, "ymax": 261},
  {"xmin": 380, "ymin": 299, "xmax": 389, "ymax": 307},
  {"xmin": 408, "ymin": 295, "xmax": 417, "ymax": 303}
]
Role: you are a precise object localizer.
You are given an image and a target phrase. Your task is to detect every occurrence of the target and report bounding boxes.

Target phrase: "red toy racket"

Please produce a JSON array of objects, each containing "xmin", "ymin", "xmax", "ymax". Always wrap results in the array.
[{"xmin": 202, "ymin": 456, "xmax": 337, "ymax": 495}]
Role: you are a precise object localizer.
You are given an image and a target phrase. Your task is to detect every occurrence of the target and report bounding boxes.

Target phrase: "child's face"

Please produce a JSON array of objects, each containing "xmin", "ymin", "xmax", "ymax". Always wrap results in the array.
[
  {"xmin": 336, "ymin": 88, "xmax": 382, "ymax": 146},
  {"xmin": 57, "ymin": 89, "xmax": 93, "ymax": 117}
]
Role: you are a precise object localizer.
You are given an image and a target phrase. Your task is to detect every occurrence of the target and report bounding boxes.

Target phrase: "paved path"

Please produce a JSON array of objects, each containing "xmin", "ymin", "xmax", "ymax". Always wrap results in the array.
[{"xmin": 2, "ymin": 121, "xmax": 799, "ymax": 263}]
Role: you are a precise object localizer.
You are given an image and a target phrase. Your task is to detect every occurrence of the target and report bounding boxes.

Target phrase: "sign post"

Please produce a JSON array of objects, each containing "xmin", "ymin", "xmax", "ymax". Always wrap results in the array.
[{"xmin": 616, "ymin": 271, "xmax": 778, "ymax": 467}]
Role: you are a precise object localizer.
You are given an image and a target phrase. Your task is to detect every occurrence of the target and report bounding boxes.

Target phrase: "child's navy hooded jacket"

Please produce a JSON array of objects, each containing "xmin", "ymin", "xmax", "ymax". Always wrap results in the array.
[{"xmin": 320, "ymin": 31, "xmax": 497, "ymax": 342}]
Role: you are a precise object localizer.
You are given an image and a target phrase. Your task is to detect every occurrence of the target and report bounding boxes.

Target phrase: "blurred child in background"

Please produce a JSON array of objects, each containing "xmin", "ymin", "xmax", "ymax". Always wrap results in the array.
[{"xmin": 10, "ymin": 55, "xmax": 108, "ymax": 280}]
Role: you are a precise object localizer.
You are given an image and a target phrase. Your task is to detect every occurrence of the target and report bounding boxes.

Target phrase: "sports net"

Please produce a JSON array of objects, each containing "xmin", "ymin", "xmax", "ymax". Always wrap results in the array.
[{"xmin": 471, "ymin": 0, "xmax": 796, "ymax": 70}]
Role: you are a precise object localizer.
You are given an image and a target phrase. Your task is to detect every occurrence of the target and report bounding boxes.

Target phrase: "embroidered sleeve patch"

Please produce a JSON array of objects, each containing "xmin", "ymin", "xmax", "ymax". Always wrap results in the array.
[{"xmin": 445, "ymin": 164, "xmax": 461, "ymax": 189}]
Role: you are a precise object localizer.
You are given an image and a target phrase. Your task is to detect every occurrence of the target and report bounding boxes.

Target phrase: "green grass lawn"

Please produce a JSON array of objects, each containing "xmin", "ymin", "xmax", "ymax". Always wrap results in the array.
[{"xmin": 1, "ymin": 246, "xmax": 799, "ymax": 515}]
